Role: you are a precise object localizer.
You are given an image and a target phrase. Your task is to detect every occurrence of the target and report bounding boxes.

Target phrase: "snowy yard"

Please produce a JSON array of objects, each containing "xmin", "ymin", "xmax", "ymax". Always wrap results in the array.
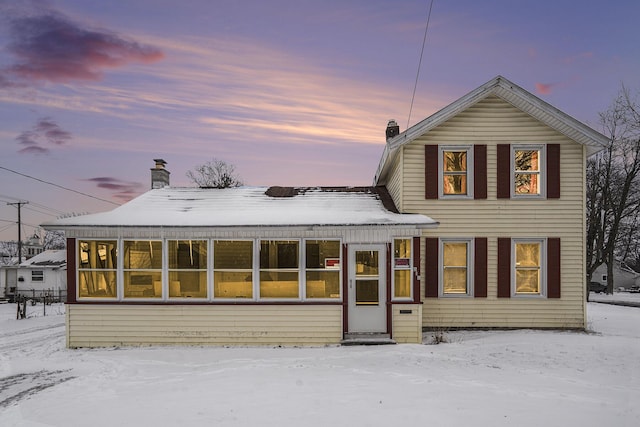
[{"xmin": 1, "ymin": 297, "xmax": 639, "ymax": 427}]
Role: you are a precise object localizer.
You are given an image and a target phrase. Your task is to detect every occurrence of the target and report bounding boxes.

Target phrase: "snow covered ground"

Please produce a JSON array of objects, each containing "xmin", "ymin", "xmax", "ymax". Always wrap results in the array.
[{"xmin": 1, "ymin": 296, "xmax": 639, "ymax": 427}]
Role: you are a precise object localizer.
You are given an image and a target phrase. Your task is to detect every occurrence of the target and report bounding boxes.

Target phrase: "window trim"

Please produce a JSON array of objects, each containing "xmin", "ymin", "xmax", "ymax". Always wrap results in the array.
[
  {"xmin": 438, "ymin": 145, "xmax": 474, "ymax": 199},
  {"xmin": 511, "ymin": 238, "xmax": 547, "ymax": 298},
  {"xmin": 511, "ymin": 144, "xmax": 546, "ymax": 199},
  {"xmin": 439, "ymin": 238, "xmax": 474, "ymax": 297}
]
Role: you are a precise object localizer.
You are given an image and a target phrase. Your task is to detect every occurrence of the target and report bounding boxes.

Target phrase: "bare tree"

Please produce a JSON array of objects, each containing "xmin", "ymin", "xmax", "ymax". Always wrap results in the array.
[
  {"xmin": 43, "ymin": 230, "xmax": 66, "ymax": 250},
  {"xmin": 186, "ymin": 158, "xmax": 243, "ymax": 188},
  {"xmin": 586, "ymin": 85, "xmax": 640, "ymax": 297}
]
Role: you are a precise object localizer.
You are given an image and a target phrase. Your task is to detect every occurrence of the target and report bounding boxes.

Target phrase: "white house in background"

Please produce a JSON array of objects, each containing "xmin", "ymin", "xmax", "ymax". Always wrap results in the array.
[
  {"xmin": 44, "ymin": 76, "xmax": 608, "ymax": 347},
  {"xmin": 12, "ymin": 250, "xmax": 67, "ymax": 301},
  {"xmin": 592, "ymin": 260, "xmax": 639, "ymax": 290}
]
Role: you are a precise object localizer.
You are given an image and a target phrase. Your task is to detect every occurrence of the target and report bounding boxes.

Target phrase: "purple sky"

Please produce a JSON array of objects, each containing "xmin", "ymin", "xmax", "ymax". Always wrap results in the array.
[{"xmin": 0, "ymin": 0, "xmax": 639, "ymax": 241}]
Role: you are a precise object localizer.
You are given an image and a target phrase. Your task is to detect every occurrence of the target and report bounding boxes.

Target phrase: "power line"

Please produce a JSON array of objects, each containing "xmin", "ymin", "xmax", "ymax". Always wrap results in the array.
[
  {"xmin": 407, "ymin": 0, "xmax": 435, "ymax": 130},
  {"xmin": 0, "ymin": 165, "xmax": 120, "ymax": 206}
]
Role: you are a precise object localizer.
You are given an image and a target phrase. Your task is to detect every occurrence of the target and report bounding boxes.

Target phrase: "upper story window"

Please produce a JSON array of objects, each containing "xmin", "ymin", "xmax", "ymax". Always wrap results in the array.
[
  {"xmin": 78, "ymin": 240, "xmax": 117, "ymax": 298},
  {"xmin": 439, "ymin": 146, "xmax": 473, "ymax": 198},
  {"xmin": 512, "ymin": 145, "xmax": 545, "ymax": 198}
]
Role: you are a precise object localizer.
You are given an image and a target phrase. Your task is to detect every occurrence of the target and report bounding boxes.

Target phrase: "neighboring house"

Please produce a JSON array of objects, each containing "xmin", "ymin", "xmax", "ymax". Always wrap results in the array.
[
  {"xmin": 12, "ymin": 250, "xmax": 67, "ymax": 301},
  {"xmin": 374, "ymin": 75, "xmax": 607, "ymax": 329},
  {"xmin": 44, "ymin": 76, "xmax": 608, "ymax": 347},
  {"xmin": 592, "ymin": 260, "xmax": 639, "ymax": 290}
]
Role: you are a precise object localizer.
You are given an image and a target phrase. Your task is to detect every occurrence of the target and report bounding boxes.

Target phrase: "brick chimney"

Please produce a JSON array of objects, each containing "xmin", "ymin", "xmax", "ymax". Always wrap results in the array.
[
  {"xmin": 386, "ymin": 119, "xmax": 400, "ymax": 141},
  {"xmin": 151, "ymin": 159, "xmax": 170, "ymax": 189}
]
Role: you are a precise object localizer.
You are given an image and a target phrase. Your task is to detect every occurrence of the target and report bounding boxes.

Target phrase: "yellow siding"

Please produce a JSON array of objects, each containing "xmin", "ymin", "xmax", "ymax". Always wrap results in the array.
[
  {"xmin": 385, "ymin": 148, "xmax": 403, "ymax": 211},
  {"xmin": 394, "ymin": 95, "xmax": 586, "ymax": 328},
  {"xmin": 392, "ymin": 304, "xmax": 422, "ymax": 343},
  {"xmin": 67, "ymin": 304, "xmax": 343, "ymax": 347}
]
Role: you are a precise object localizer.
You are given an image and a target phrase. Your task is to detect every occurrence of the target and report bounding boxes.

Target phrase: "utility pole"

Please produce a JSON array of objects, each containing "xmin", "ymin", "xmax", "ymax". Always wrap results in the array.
[{"xmin": 7, "ymin": 201, "xmax": 28, "ymax": 263}]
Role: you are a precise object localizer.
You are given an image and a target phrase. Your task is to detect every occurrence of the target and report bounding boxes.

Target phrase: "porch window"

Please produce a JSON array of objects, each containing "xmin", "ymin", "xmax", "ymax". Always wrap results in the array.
[
  {"xmin": 168, "ymin": 240, "xmax": 208, "ymax": 298},
  {"xmin": 78, "ymin": 240, "xmax": 117, "ymax": 298},
  {"xmin": 393, "ymin": 239, "xmax": 412, "ymax": 299},
  {"xmin": 441, "ymin": 240, "xmax": 472, "ymax": 296},
  {"xmin": 31, "ymin": 270, "xmax": 44, "ymax": 282},
  {"xmin": 260, "ymin": 240, "xmax": 299, "ymax": 298},
  {"xmin": 305, "ymin": 240, "xmax": 340, "ymax": 299},
  {"xmin": 213, "ymin": 240, "xmax": 253, "ymax": 298},
  {"xmin": 123, "ymin": 240, "xmax": 163, "ymax": 299}
]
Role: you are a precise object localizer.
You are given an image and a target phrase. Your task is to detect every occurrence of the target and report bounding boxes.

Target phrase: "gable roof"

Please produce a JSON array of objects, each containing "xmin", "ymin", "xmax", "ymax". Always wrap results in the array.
[
  {"xmin": 43, "ymin": 186, "xmax": 437, "ymax": 230},
  {"xmin": 374, "ymin": 75, "xmax": 609, "ymax": 185}
]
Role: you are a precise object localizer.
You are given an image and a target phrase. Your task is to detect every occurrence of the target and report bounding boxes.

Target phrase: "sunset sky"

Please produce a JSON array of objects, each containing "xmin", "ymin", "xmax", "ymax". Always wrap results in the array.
[{"xmin": 0, "ymin": 0, "xmax": 638, "ymax": 242}]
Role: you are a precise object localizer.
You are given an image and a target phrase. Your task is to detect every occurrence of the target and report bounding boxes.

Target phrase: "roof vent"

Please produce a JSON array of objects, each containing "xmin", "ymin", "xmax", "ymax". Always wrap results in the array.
[
  {"xmin": 386, "ymin": 119, "xmax": 400, "ymax": 141},
  {"xmin": 151, "ymin": 158, "xmax": 170, "ymax": 189}
]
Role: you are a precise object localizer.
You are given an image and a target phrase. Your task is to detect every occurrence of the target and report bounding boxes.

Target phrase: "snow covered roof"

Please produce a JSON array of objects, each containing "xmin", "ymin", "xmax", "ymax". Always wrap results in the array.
[
  {"xmin": 19, "ymin": 250, "xmax": 66, "ymax": 268},
  {"xmin": 43, "ymin": 186, "xmax": 437, "ymax": 229}
]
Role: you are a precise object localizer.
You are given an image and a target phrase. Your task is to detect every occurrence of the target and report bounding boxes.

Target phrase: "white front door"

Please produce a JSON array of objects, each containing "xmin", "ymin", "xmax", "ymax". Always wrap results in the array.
[{"xmin": 348, "ymin": 244, "xmax": 387, "ymax": 333}]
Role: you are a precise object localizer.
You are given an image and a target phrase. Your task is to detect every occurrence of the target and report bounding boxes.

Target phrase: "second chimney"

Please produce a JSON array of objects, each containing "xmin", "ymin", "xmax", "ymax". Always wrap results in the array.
[
  {"xmin": 386, "ymin": 119, "xmax": 400, "ymax": 141},
  {"xmin": 151, "ymin": 159, "xmax": 170, "ymax": 189}
]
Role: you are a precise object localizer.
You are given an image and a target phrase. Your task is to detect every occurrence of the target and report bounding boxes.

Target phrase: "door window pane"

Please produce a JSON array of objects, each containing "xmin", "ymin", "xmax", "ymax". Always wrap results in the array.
[
  {"xmin": 356, "ymin": 280, "xmax": 379, "ymax": 305},
  {"xmin": 356, "ymin": 251, "xmax": 378, "ymax": 276}
]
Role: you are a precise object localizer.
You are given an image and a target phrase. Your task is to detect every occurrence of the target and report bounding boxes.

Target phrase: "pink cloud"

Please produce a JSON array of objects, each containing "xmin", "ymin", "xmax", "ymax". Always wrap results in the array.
[
  {"xmin": 18, "ymin": 145, "xmax": 49, "ymax": 155},
  {"xmin": 85, "ymin": 177, "xmax": 144, "ymax": 201},
  {"xmin": 2, "ymin": 10, "xmax": 163, "ymax": 86},
  {"xmin": 535, "ymin": 82, "xmax": 556, "ymax": 95},
  {"xmin": 15, "ymin": 117, "xmax": 72, "ymax": 154}
]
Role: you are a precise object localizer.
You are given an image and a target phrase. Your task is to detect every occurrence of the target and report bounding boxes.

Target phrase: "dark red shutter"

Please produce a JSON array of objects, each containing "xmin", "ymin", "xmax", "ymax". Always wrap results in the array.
[
  {"xmin": 474, "ymin": 238, "xmax": 488, "ymax": 297},
  {"xmin": 497, "ymin": 144, "xmax": 511, "ymax": 199},
  {"xmin": 547, "ymin": 144, "xmax": 560, "ymax": 199},
  {"xmin": 342, "ymin": 244, "xmax": 348, "ymax": 332},
  {"xmin": 412, "ymin": 237, "xmax": 421, "ymax": 303},
  {"xmin": 474, "ymin": 145, "xmax": 487, "ymax": 199},
  {"xmin": 425, "ymin": 145, "xmax": 438, "ymax": 199},
  {"xmin": 425, "ymin": 237, "xmax": 439, "ymax": 297},
  {"xmin": 547, "ymin": 238, "xmax": 561, "ymax": 298},
  {"xmin": 66, "ymin": 238, "xmax": 76, "ymax": 303},
  {"xmin": 497, "ymin": 238, "xmax": 511, "ymax": 298}
]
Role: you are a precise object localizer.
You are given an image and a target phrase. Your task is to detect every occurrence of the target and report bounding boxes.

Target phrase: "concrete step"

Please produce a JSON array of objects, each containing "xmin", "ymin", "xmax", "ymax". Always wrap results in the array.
[{"xmin": 341, "ymin": 333, "xmax": 396, "ymax": 346}]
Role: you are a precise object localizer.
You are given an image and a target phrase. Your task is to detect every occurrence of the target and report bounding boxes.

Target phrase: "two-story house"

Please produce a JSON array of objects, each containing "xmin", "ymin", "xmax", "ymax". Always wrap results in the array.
[
  {"xmin": 374, "ymin": 75, "xmax": 607, "ymax": 329},
  {"xmin": 44, "ymin": 76, "xmax": 607, "ymax": 347}
]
